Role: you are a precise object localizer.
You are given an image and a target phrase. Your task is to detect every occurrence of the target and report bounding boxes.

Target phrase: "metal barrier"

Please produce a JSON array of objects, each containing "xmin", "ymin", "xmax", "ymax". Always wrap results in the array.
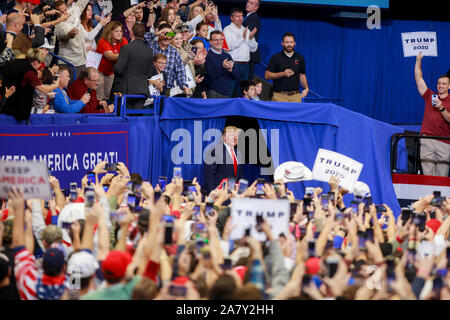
[
  {"xmin": 48, "ymin": 52, "xmax": 77, "ymax": 80},
  {"xmin": 390, "ymin": 133, "xmax": 450, "ymax": 174},
  {"xmin": 116, "ymin": 94, "xmax": 165, "ymax": 117}
]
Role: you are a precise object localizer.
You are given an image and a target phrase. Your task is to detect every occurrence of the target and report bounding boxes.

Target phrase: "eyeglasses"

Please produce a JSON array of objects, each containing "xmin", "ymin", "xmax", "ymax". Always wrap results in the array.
[
  {"xmin": 211, "ymin": 38, "xmax": 223, "ymax": 42},
  {"xmin": 88, "ymin": 78, "xmax": 99, "ymax": 83}
]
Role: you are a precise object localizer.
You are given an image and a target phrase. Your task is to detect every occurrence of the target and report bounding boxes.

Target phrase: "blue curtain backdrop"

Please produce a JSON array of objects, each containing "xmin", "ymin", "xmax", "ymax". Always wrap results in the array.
[
  {"xmin": 159, "ymin": 97, "xmax": 404, "ymax": 215},
  {"xmin": 219, "ymin": 14, "xmax": 450, "ymax": 124}
]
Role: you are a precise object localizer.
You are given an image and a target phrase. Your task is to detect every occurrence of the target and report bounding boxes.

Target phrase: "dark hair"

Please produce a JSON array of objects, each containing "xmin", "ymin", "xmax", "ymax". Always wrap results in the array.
[
  {"xmin": 438, "ymin": 74, "xmax": 450, "ymax": 82},
  {"xmin": 80, "ymin": 3, "xmax": 94, "ymax": 32},
  {"xmin": 195, "ymin": 22, "xmax": 209, "ymax": 32},
  {"xmin": 132, "ymin": 23, "xmax": 146, "ymax": 39},
  {"xmin": 158, "ymin": 23, "xmax": 173, "ymax": 32},
  {"xmin": 208, "ymin": 274, "xmax": 237, "ymax": 300},
  {"xmin": 230, "ymin": 7, "xmax": 243, "ymax": 16},
  {"xmin": 191, "ymin": 39, "xmax": 204, "ymax": 47},
  {"xmin": 54, "ymin": 1, "xmax": 66, "ymax": 9},
  {"xmin": 282, "ymin": 32, "xmax": 295, "ymax": 41},
  {"xmin": 12, "ymin": 34, "xmax": 32, "ymax": 54},
  {"xmin": 209, "ymin": 30, "xmax": 223, "ymax": 40},
  {"xmin": 41, "ymin": 68, "xmax": 54, "ymax": 85},
  {"xmin": 240, "ymin": 80, "xmax": 254, "ymax": 95},
  {"xmin": 251, "ymin": 78, "xmax": 262, "ymax": 85}
]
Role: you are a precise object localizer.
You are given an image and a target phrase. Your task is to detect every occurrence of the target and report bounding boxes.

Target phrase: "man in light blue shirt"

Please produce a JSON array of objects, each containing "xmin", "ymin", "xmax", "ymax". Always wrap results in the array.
[{"xmin": 54, "ymin": 65, "xmax": 91, "ymax": 113}]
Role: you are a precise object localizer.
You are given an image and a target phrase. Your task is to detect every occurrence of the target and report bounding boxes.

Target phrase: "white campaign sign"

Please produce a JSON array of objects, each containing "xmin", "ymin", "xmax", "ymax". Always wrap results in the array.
[
  {"xmin": 312, "ymin": 148, "xmax": 363, "ymax": 192},
  {"xmin": 0, "ymin": 160, "xmax": 52, "ymax": 199},
  {"xmin": 229, "ymin": 198, "xmax": 290, "ymax": 242},
  {"xmin": 401, "ymin": 32, "xmax": 438, "ymax": 57},
  {"xmin": 85, "ymin": 51, "xmax": 102, "ymax": 69}
]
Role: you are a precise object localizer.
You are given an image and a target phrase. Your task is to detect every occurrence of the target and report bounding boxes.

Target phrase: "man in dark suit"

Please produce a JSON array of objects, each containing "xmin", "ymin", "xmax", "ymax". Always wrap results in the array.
[
  {"xmin": 113, "ymin": 23, "xmax": 154, "ymax": 109},
  {"xmin": 242, "ymin": 0, "xmax": 261, "ymax": 80},
  {"xmin": 204, "ymin": 126, "xmax": 244, "ymax": 194}
]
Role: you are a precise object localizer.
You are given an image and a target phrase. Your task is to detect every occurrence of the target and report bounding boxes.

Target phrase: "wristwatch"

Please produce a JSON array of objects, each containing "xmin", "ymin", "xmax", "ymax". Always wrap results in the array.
[{"xmin": 439, "ymin": 107, "xmax": 445, "ymax": 113}]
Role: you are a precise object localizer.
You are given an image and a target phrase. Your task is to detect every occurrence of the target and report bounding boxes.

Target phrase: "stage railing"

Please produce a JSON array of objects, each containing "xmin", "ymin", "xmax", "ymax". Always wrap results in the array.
[
  {"xmin": 390, "ymin": 133, "xmax": 450, "ymax": 174},
  {"xmin": 115, "ymin": 94, "xmax": 165, "ymax": 117},
  {"xmin": 48, "ymin": 52, "xmax": 77, "ymax": 81}
]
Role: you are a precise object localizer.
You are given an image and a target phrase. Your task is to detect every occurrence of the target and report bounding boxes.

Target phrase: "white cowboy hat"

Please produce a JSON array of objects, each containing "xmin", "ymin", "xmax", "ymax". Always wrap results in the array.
[
  {"xmin": 352, "ymin": 181, "xmax": 371, "ymax": 197},
  {"xmin": 274, "ymin": 161, "xmax": 312, "ymax": 183}
]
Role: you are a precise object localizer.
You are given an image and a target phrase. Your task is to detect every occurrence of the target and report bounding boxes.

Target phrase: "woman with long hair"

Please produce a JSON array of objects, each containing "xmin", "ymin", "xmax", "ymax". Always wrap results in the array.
[
  {"xmin": 170, "ymin": 31, "xmax": 195, "ymax": 96},
  {"xmin": 161, "ymin": 6, "xmax": 180, "ymax": 30},
  {"xmin": 96, "ymin": 21, "xmax": 128, "ymax": 100},
  {"xmin": 80, "ymin": 2, "xmax": 111, "ymax": 53}
]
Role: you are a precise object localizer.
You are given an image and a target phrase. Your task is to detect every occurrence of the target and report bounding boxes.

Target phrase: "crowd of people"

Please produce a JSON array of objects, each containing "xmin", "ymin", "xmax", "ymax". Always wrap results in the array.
[
  {"xmin": 0, "ymin": 0, "xmax": 309, "ymax": 121},
  {"xmin": 1, "ymin": 145, "xmax": 450, "ymax": 300}
]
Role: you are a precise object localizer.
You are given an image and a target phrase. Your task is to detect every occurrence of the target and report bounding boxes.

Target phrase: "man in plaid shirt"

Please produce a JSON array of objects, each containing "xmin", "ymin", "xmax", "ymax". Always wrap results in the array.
[{"xmin": 144, "ymin": 23, "xmax": 189, "ymax": 96}]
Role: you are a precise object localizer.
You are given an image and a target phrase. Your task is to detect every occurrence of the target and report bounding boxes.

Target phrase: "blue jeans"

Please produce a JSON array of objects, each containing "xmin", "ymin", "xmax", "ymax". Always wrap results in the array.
[{"xmin": 230, "ymin": 62, "xmax": 250, "ymax": 98}]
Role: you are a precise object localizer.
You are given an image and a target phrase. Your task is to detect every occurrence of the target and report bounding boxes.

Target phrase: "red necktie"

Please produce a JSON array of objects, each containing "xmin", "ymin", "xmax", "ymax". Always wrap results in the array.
[{"xmin": 230, "ymin": 147, "xmax": 237, "ymax": 176}]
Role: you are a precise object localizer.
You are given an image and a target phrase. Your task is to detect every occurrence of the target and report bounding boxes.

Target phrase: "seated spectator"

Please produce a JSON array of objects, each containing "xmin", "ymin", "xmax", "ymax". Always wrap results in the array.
[
  {"xmin": 53, "ymin": 65, "xmax": 91, "ymax": 113},
  {"xmin": 191, "ymin": 21, "xmax": 210, "ymax": 50},
  {"xmin": 80, "ymin": 2, "xmax": 111, "ymax": 54},
  {"xmin": 251, "ymin": 78, "xmax": 262, "ymax": 101},
  {"xmin": 96, "ymin": 20, "xmax": 128, "ymax": 101},
  {"xmin": 240, "ymin": 80, "xmax": 256, "ymax": 99},
  {"xmin": 67, "ymin": 67, "xmax": 114, "ymax": 114}
]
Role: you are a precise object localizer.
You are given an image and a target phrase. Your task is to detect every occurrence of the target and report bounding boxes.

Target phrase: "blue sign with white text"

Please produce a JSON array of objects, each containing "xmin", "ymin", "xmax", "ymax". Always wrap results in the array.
[{"xmin": 0, "ymin": 123, "xmax": 129, "ymax": 189}]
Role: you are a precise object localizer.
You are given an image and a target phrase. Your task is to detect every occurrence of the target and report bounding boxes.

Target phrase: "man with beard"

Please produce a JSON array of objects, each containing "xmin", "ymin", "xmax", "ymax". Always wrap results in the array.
[{"xmin": 265, "ymin": 32, "xmax": 309, "ymax": 103}]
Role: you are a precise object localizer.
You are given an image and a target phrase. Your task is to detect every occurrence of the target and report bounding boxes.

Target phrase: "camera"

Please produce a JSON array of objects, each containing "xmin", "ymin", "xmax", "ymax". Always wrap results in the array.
[
  {"xmin": 86, "ymin": 172, "xmax": 95, "ymax": 186},
  {"xmin": 430, "ymin": 191, "xmax": 444, "ymax": 207},
  {"xmin": 238, "ymin": 179, "xmax": 248, "ymax": 194},
  {"xmin": 255, "ymin": 178, "xmax": 265, "ymax": 197},
  {"xmin": 85, "ymin": 190, "xmax": 95, "ymax": 209},
  {"xmin": 164, "ymin": 215, "xmax": 174, "ymax": 245},
  {"xmin": 105, "ymin": 162, "xmax": 118, "ymax": 172}
]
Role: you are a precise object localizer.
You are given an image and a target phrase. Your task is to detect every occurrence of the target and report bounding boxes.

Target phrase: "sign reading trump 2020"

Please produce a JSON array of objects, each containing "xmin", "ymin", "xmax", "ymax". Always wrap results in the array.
[
  {"xmin": 0, "ymin": 160, "xmax": 52, "ymax": 199},
  {"xmin": 312, "ymin": 148, "xmax": 363, "ymax": 192},
  {"xmin": 229, "ymin": 198, "xmax": 290, "ymax": 242},
  {"xmin": 0, "ymin": 123, "xmax": 129, "ymax": 189},
  {"xmin": 401, "ymin": 31, "xmax": 438, "ymax": 57}
]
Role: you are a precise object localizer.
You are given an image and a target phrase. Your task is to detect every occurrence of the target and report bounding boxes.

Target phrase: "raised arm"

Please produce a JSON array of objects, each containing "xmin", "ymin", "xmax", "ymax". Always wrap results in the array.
[{"xmin": 415, "ymin": 52, "xmax": 428, "ymax": 96}]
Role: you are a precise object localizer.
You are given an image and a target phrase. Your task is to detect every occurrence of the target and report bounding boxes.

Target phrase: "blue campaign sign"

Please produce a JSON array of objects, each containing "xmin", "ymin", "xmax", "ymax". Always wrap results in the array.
[{"xmin": 0, "ymin": 123, "xmax": 129, "ymax": 189}]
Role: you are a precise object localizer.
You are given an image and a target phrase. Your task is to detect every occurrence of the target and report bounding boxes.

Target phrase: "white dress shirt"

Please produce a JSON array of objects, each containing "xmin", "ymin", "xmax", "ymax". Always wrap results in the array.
[{"xmin": 223, "ymin": 23, "xmax": 258, "ymax": 62}]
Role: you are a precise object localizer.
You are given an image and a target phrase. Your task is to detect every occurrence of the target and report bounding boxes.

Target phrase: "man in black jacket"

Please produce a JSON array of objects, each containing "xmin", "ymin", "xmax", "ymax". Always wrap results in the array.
[
  {"xmin": 242, "ymin": 0, "xmax": 260, "ymax": 80},
  {"xmin": 203, "ymin": 126, "xmax": 244, "ymax": 194},
  {"xmin": 113, "ymin": 23, "xmax": 154, "ymax": 109}
]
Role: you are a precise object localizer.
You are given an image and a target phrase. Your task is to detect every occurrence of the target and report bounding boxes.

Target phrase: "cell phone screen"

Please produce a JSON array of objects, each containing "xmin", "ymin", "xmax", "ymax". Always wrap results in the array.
[
  {"xmin": 158, "ymin": 176, "xmax": 167, "ymax": 190},
  {"xmin": 321, "ymin": 195, "xmax": 329, "ymax": 210},
  {"xmin": 154, "ymin": 190, "xmax": 162, "ymax": 203},
  {"xmin": 238, "ymin": 179, "xmax": 248, "ymax": 194},
  {"xmin": 173, "ymin": 167, "xmax": 182, "ymax": 178},
  {"xmin": 308, "ymin": 240, "xmax": 316, "ymax": 257},
  {"xmin": 223, "ymin": 258, "xmax": 232, "ymax": 270},
  {"xmin": 87, "ymin": 172, "xmax": 95, "ymax": 185}
]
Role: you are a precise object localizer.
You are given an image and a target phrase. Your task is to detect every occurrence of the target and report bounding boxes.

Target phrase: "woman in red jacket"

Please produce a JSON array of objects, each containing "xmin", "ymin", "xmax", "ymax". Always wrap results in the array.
[{"xmin": 96, "ymin": 21, "xmax": 128, "ymax": 101}]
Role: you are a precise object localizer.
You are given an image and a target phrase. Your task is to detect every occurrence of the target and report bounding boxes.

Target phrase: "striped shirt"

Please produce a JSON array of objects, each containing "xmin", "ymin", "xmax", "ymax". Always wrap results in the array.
[
  {"xmin": 14, "ymin": 247, "xmax": 38, "ymax": 300},
  {"xmin": 143, "ymin": 32, "xmax": 187, "ymax": 90}
]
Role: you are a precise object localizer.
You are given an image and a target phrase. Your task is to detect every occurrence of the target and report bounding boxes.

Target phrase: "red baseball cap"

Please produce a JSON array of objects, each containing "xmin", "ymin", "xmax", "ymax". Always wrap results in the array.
[
  {"xmin": 305, "ymin": 257, "xmax": 321, "ymax": 275},
  {"xmin": 426, "ymin": 219, "xmax": 442, "ymax": 234},
  {"xmin": 101, "ymin": 250, "xmax": 132, "ymax": 280}
]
